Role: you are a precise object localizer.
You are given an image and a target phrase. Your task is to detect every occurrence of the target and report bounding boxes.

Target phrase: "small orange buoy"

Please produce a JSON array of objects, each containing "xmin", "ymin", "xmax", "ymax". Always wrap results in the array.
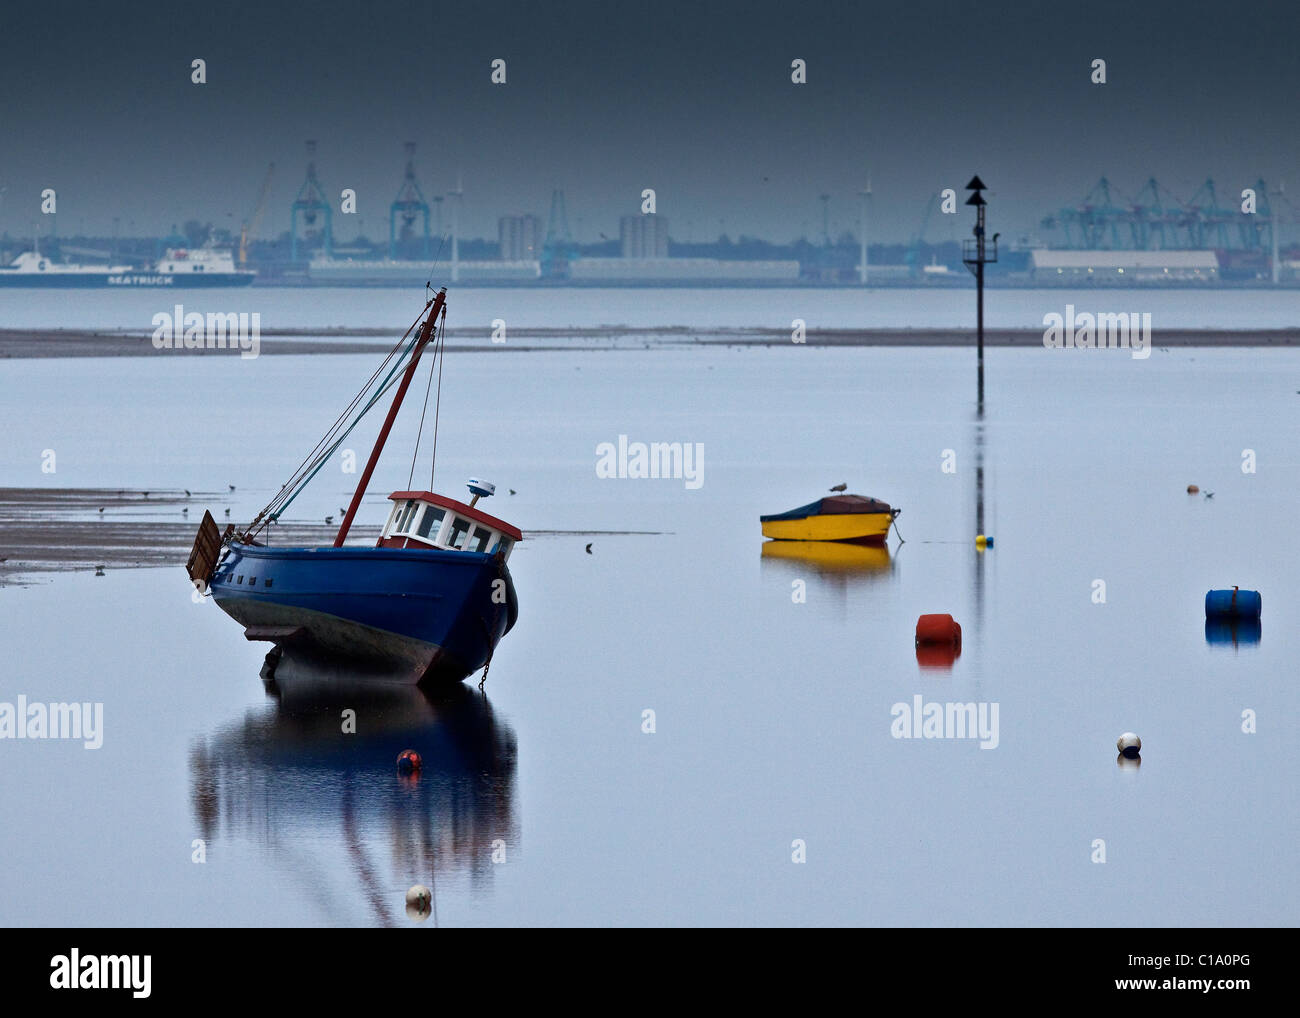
[
  {"xmin": 1187, "ymin": 484, "xmax": 1199, "ymax": 494},
  {"xmin": 915, "ymin": 614, "xmax": 962, "ymax": 648},
  {"xmin": 396, "ymin": 749, "xmax": 422, "ymax": 775}
]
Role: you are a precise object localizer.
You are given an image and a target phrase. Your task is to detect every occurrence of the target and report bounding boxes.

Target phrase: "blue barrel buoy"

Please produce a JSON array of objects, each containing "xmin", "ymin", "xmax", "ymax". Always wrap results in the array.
[{"xmin": 1205, "ymin": 587, "xmax": 1261, "ymax": 619}]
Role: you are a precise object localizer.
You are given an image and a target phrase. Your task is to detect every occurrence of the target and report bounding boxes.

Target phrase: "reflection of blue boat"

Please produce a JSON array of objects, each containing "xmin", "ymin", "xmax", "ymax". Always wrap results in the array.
[
  {"xmin": 1205, "ymin": 618, "xmax": 1262, "ymax": 647},
  {"xmin": 190, "ymin": 658, "xmax": 518, "ymax": 921},
  {"xmin": 188, "ymin": 289, "xmax": 521, "ymax": 686}
]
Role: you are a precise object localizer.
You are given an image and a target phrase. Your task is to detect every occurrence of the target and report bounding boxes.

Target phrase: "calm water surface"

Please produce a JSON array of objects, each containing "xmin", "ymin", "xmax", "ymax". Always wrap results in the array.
[{"xmin": 1, "ymin": 311, "xmax": 1297, "ymax": 925}]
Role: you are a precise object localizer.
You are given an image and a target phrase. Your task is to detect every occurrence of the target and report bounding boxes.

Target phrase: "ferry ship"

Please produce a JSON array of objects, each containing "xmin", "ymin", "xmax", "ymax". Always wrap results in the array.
[{"xmin": 0, "ymin": 246, "xmax": 255, "ymax": 287}]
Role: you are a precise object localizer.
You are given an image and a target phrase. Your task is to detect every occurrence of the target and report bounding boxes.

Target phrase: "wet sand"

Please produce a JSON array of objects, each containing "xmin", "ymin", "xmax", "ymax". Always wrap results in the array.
[
  {"xmin": 0, "ymin": 487, "xmax": 661, "ymax": 582},
  {"xmin": 1, "ymin": 326, "xmax": 1297, "ymax": 358},
  {"xmin": 0, "ymin": 487, "xmax": 379, "ymax": 580}
]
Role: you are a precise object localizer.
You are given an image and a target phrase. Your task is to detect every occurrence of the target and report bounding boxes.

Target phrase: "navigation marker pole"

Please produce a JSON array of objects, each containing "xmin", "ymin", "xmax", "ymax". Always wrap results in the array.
[{"xmin": 961, "ymin": 177, "xmax": 997, "ymax": 411}]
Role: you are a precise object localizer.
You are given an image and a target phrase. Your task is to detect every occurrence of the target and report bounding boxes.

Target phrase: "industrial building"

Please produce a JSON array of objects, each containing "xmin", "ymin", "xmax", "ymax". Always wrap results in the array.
[
  {"xmin": 1029, "ymin": 249, "xmax": 1219, "ymax": 282},
  {"xmin": 498, "ymin": 215, "xmax": 541, "ymax": 261},
  {"xmin": 309, "ymin": 257, "xmax": 539, "ymax": 284},
  {"xmin": 620, "ymin": 215, "xmax": 669, "ymax": 259},
  {"xmin": 569, "ymin": 257, "xmax": 799, "ymax": 283}
]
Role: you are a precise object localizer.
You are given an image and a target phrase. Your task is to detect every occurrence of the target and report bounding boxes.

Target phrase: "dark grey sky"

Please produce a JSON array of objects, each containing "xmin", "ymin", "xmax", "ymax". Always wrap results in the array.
[{"xmin": 3, "ymin": 0, "xmax": 1297, "ymax": 244}]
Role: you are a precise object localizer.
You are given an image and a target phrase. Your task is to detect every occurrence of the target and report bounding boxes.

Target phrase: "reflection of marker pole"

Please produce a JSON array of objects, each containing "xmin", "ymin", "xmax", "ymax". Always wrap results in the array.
[{"xmin": 962, "ymin": 177, "xmax": 996, "ymax": 410}]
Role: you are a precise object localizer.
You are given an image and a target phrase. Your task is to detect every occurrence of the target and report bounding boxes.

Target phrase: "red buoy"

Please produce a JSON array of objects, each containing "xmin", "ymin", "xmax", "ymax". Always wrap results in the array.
[
  {"xmin": 915, "ymin": 614, "xmax": 961, "ymax": 647},
  {"xmin": 396, "ymin": 749, "xmax": 423, "ymax": 775}
]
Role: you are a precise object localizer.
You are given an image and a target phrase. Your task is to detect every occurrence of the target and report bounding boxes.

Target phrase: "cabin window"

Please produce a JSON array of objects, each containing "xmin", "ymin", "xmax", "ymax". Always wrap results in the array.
[
  {"xmin": 447, "ymin": 515, "xmax": 472, "ymax": 550},
  {"xmin": 396, "ymin": 500, "xmax": 419, "ymax": 533},
  {"xmin": 469, "ymin": 526, "xmax": 492, "ymax": 553},
  {"xmin": 417, "ymin": 507, "xmax": 445, "ymax": 540},
  {"xmin": 384, "ymin": 504, "xmax": 401, "ymax": 535},
  {"xmin": 496, "ymin": 538, "xmax": 513, "ymax": 559}
]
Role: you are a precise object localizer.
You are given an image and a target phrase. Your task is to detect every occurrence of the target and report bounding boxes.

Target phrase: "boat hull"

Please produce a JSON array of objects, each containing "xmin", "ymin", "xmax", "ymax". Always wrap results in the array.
[
  {"xmin": 760, "ymin": 511, "xmax": 894, "ymax": 543},
  {"xmin": 0, "ymin": 273, "xmax": 254, "ymax": 288},
  {"xmin": 209, "ymin": 542, "xmax": 517, "ymax": 685}
]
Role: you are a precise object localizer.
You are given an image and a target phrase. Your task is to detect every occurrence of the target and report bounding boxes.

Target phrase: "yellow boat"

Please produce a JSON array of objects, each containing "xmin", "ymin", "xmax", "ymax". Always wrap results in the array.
[{"xmin": 760, "ymin": 494, "xmax": 899, "ymax": 543}]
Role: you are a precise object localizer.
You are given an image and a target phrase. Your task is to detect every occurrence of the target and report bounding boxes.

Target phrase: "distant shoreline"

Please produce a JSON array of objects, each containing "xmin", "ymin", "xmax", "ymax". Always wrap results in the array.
[{"xmin": 0, "ymin": 326, "xmax": 1297, "ymax": 358}]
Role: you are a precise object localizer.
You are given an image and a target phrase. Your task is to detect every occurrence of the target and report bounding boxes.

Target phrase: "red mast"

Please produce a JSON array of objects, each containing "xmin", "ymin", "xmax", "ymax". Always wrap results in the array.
[{"xmin": 333, "ymin": 288, "xmax": 445, "ymax": 547}]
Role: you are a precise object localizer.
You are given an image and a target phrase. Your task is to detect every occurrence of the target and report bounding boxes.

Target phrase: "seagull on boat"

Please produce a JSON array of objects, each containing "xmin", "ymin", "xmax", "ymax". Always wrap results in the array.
[
  {"xmin": 585, "ymin": 543, "xmax": 592, "ymax": 554},
  {"xmin": 325, "ymin": 515, "xmax": 334, "ymax": 524},
  {"xmin": 509, "ymin": 489, "xmax": 516, "ymax": 495},
  {"xmin": 229, "ymin": 484, "xmax": 236, "ymax": 491},
  {"xmin": 182, "ymin": 507, "xmax": 189, "ymax": 515},
  {"xmin": 1204, "ymin": 491, "xmax": 1214, "ymax": 499},
  {"xmin": 98, "ymin": 507, "xmax": 104, "ymax": 513},
  {"xmin": 828, "ymin": 482, "xmax": 848, "ymax": 493},
  {"xmin": 184, "ymin": 489, "xmax": 191, "ymax": 497},
  {"xmin": 224, "ymin": 508, "xmax": 231, "ymax": 516}
]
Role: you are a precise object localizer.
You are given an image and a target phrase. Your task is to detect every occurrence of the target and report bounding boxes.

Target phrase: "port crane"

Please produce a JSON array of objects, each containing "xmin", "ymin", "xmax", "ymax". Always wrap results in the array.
[
  {"xmin": 290, "ymin": 140, "xmax": 332, "ymax": 260},
  {"xmin": 389, "ymin": 142, "xmax": 431, "ymax": 259}
]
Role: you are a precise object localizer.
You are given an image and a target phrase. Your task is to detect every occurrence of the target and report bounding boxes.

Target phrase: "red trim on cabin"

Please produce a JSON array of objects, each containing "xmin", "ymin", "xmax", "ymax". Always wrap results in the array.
[
  {"xmin": 387, "ymin": 491, "xmax": 523, "ymax": 542},
  {"xmin": 377, "ymin": 535, "xmax": 423, "ymax": 549}
]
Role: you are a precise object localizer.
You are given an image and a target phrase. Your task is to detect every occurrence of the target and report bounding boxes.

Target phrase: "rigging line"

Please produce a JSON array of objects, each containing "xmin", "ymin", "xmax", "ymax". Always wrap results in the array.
[
  {"xmin": 429, "ymin": 302, "xmax": 448, "ymax": 491},
  {"xmin": 247, "ymin": 337, "xmax": 424, "ymax": 533},
  {"xmin": 246, "ymin": 308, "xmax": 428, "ymax": 529},
  {"xmin": 252, "ymin": 353, "xmax": 418, "ymax": 529},
  {"xmin": 264, "ymin": 313, "xmax": 423, "ymax": 503},
  {"xmin": 424, "ymin": 233, "xmax": 448, "ymax": 288},
  {"xmin": 269, "ymin": 311, "xmax": 420, "ymax": 496},
  {"xmin": 408, "ymin": 317, "xmax": 439, "ymax": 490}
]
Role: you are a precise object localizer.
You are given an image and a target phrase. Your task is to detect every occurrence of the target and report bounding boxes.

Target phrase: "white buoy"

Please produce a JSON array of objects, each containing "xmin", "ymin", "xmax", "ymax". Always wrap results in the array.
[
  {"xmin": 405, "ymin": 884, "xmax": 432, "ymax": 921},
  {"xmin": 1117, "ymin": 732, "xmax": 1141, "ymax": 758}
]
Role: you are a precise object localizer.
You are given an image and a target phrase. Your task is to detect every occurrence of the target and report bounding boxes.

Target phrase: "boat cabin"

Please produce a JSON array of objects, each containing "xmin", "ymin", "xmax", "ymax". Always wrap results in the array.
[{"xmin": 379, "ymin": 490, "xmax": 521, "ymax": 560}]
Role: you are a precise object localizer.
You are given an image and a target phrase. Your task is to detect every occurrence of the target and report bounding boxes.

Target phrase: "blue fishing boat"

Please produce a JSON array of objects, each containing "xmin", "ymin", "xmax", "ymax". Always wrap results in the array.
[{"xmin": 186, "ymin": 288, "xmax": 521, "ymax": 685}]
